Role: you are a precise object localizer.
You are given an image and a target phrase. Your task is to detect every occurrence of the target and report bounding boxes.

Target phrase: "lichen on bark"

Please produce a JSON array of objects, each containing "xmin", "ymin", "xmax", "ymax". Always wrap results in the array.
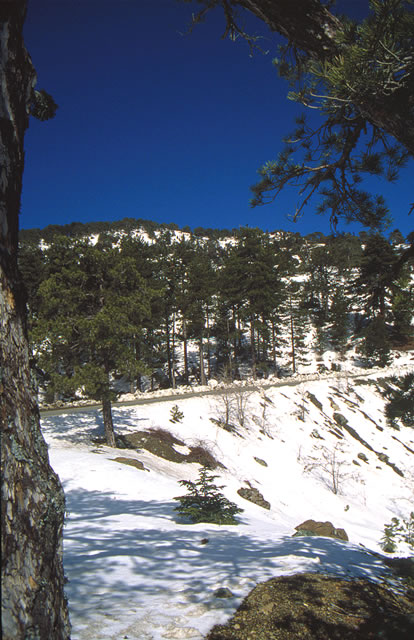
[{"xmin": 1, "ymin": 2, "xmax": 70, "ymax": 638}]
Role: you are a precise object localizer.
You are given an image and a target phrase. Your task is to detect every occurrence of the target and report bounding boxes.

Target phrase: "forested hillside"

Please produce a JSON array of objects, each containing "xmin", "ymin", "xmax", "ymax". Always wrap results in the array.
[{"xmin": 19, "ymin": 221, "xmax": 413, "ymax": 443}]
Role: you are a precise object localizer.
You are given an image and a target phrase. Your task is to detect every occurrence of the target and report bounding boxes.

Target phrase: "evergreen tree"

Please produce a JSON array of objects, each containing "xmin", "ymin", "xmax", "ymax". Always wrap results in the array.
[
  {"xmin": 385, "ymin": 373, "xmax": 414, "ymax": 427},
  {"xmin": 1, "ymin": 4, "xmax": 70, "ymax": 637},
  {"xmin": 174, "ymin": 467, "xmax": 243, "ymax": 525},
  {"xmin": 186, "ymin": 241, "xmax": 217, "ymax": 384},
  {"xmin": 192, "ymin": 0, "xmax": 414, "ymax": 230},
  {"xmin": 358, "ymin": 316, "xmax": 391, "ymax": 367},
  {"xmin": 32, "ymin": 238, "xmax": 152, "ymax": 445},
  {"xmin": 354, "ymin": 234, "xmax": 397, "ymax": 318},
  {"xmin": 329, "ymin": 288, "xmax": 350, "ymax": 357}
]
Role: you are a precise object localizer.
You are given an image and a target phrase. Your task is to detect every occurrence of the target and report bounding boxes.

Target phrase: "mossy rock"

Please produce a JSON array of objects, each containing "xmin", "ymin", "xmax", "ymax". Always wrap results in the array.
[
  {"xmin": 238, "ymin": 487, "xmax": 270, "ymax": 510},
  {"xmin": 206, "ymin": 573, "xmax": 414, "ymax": 639},
  {"xmin": 111, "ymin": 457, "xmax": 147, "ymax": 471},
  {"xmin": 333, "ymin": 412, "xmax": 348, "ymax": 427},
  {"xmin": 307, "ymin": 392, "xmax": 323, "ymax": 411},
  {"xmin": 293, "ymin": 519, "xmax": 348, "ymax": 541},
  {"xmin": 120, "ymin": 429, "xmax": 223, "ymax": 468},
  {"xmin": 121, "ymin": 429, "xmax": 187, "ymax": 463}
]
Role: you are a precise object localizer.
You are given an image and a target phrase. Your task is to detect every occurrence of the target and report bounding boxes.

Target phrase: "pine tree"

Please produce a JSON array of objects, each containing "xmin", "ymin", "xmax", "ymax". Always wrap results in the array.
[
  {"xmin": 358, "ymin": 316, "xmax": 391, "ymax": 367},
  {"xmin": 355, "ymin": 234, "xmax": 397, "ymax": 318},
  {"xmin": 174, "ymin": 467, "xmax": 243, "ymax": 525},
  {"xmin": 385, "ymin": 373, "xmax": 414, "ymax": 427},
  {"xmin": 1, "ymin": 4, "xmax": 70, "ymax": 637},
  {"xmin": 32, "ymin": 238, "xmax": 152, "ymax": 445},
  {"xmin": 329, "ymin": 288, "xmax": 350, "ymax": 357},
  {"xmin": 193, "ymin": 0, "xmax": 414, "ymax": 230}
]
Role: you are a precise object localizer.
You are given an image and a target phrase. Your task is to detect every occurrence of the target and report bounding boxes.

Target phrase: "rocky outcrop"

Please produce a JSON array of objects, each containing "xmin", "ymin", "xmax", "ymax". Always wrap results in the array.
[
  {"xmin": 238, "ymin": 486, "xmax": 270, "ymax": 510},
  {"xmin": 111, "ymin": 457, "xmax": 148, "ymax": 471},
  {"xmin": 293, "ymin": 519, "xmax": 349, "ymax": 541}
]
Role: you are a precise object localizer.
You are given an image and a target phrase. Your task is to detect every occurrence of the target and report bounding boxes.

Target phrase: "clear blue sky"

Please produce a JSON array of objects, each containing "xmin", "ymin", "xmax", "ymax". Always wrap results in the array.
[{"xmin": 21, "ymin": 0, "xmax": 413, "ymax": 237}]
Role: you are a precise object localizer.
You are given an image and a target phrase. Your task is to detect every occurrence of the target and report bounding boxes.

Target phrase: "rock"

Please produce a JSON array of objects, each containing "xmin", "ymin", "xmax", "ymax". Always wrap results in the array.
[
  {"xmin": 333, "ymin": 412, "xmax": 348, "ymax": 427},
  {"xmin": 307, "ymin": 392, "xmax": 323, "ymax": 411},
  {"xmin": 213, "ymin": 587, "xmax": 234, "ymax": 599},
  {"xmin": 311, "ymin": 429, "xmax": 323, "ymax": 439},
  {"xmin": 111, "ymin": 457, "xmax": 147, "ymax": 471},
  {"xmin": 253, "ymin": 456, "xmax": 268, "ymax": 467},
  {"xmin": 293, "ymin": 519, "xmax": 349, "ymax": 541},
  {"xmin": 237, "ymin": 487, "xmax": 271, "ymax": 510},
  {"xmin": 205, "ymin": 573, "xmax": 414, "ymax": 640}
]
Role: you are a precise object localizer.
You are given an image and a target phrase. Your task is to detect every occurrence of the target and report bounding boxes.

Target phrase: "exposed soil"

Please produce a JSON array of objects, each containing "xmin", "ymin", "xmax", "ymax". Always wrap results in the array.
[
  {"xmin": 117, "ymin": 429, "xmax": 224, "ymax": 468},
  {"xmin": 206, "ymin": 572, "xmax": 414, "ymax": 640}
]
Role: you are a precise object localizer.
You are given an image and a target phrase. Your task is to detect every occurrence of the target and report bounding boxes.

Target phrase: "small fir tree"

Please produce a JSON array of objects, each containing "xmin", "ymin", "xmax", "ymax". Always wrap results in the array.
[
  {"xmin": 174, "ymin": 467, "xmax": 243, "ymax": 525},
  {"xmin": 380, "ymin": 513, "xmax": 414, "ymax": 553},
  {"xmin": 170, "ymin": 404, "xmax": 184, "ymax": 424}
]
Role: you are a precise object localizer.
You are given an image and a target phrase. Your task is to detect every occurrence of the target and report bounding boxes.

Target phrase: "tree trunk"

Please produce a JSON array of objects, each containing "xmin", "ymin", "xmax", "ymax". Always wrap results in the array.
[
  {"xmin": 171, "ymin": 312, "xmax": 176, "ymax": 389},
  {"xmin": 289, "ymin": 296, "xmax": 297, "ymax": 374},
  {"xmin": 199, "ymin": 334, "xmax": 206, "ymax": 385},
  {"xmin": 250, "ymin": 319, "xmax": 257, "ymax": 380},
  {"xmin": 182, "ymin": 316, "xmax": 189, "ymax": 384},
  {"xmin": 102, "ymin": 396, "xmax": 116, "ymax": 447},
  {"xmin": 1, "ymin": 4, "xmax": 70, "ymax": 638},
  {"xmin": 206, "ymin": 304, "xmax": 211, "ymax": 378},
  {"xmin": 271, "ymin": 319, "xmax": 277, "ymax": 371}
]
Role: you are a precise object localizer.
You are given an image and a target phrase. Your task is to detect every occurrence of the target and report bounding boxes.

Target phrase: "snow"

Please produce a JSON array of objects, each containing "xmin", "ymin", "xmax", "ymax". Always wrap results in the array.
[{"xmin": 41, "ymin": 370, "xmax": 414, "ymax": 639}]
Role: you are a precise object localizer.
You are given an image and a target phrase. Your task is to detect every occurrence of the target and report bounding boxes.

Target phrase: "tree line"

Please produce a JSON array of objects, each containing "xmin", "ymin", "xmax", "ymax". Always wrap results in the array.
[{"xmin": 19, "ymin": 226, "xmax": 413, "ymax": 445}]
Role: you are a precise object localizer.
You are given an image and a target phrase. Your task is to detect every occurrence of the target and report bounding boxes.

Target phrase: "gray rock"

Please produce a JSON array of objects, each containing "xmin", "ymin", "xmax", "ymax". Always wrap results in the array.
[
  {"xmin": 238, "ymin": 486, "xmax": 271, "ymax": 510},
  {"xmin": 213, "ymin": 587, "xmax": 234, "ymax": 598}
]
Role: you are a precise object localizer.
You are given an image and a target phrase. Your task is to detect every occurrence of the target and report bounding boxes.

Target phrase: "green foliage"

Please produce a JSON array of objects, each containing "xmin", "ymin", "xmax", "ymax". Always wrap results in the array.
[
  {"xmin": 358, "ymin": 316, "xmax": 391, "ymax": 367},
  {"xmin": 380, "ymin": 513, "xmax": 414, "ymax": 553},
  {"xmin": 385, "ymin": 373, "xmax": 414, "ymax": 427},
  {"xmin": 31, "ymin": 237, "xmax": 152, "ymax": 404},
  {"xmin": 354, "ymin": 234, "xmax": 397, "ymax": 317},
  {"xmin": 174, "ymin": 467, "xmax": 243, "ymax": 525},
  {"xmin": 30, "ymin": 89, "xmax": 58, "ymax": 121},
  {"xmin": 170, "ymin": 404, "xmax": 184, "ymax": 424},
  {"xmin": 250, "ymin": 0, "xmax": 413, "ymax": 229}
]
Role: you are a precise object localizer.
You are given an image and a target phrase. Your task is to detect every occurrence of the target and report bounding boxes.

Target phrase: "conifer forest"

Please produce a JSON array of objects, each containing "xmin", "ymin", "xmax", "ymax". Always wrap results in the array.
[{"xmin": 20, "ymin": 222, "xmax": 414, "ymax": 423}]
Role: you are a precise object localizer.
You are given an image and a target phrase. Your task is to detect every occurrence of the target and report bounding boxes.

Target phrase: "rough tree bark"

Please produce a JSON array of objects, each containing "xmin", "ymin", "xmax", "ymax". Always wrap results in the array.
[{"xmin": 1, "ymin": 2, "xmax": 70, "ymax": 638}]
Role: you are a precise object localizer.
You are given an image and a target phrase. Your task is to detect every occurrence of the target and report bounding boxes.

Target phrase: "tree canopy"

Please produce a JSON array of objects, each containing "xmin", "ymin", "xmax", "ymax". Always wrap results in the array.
[{"xmin": 184, "ymin": 0, "xmax": 414, "ymax": 230}]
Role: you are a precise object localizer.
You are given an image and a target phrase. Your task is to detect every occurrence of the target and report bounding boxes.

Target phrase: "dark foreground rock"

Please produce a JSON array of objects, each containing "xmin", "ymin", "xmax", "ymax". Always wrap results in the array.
[{"xmin": 206, "ymin": 572, "xmax": 414, "ymax": 640}]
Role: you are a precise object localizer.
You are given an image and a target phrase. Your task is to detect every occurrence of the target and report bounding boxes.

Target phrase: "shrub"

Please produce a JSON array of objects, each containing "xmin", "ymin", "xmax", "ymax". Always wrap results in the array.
[
  {"xmin": 174, "ymin": 466, "xmax": 243, "ymax": 525},
  {"xmin": 170, "ymin": 404, "xmax": 184, "ymax": 423},
  {"xmin": 380, "ymin": 513, "xmax": 414, "ymax": 553}
]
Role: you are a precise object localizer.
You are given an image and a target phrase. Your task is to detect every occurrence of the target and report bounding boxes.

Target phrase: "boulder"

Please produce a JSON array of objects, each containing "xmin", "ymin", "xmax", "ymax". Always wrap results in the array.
[
  {"xmin": 238, "ymin": 486, "xmax": 271, "ymax": 510},
  {"xmin": 293, "ymin": 519, "xmax": 348, "ymax": 541},
  {"xmin": 213, "ymin": 587, "xmax": 234, "ymax": 599}
]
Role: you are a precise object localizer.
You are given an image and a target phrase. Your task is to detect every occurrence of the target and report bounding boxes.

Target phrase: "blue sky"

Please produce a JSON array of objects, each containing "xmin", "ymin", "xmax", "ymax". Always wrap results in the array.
[{"xmin": 21, "ymin": 0, "xmax": 413, "ymax": 237}]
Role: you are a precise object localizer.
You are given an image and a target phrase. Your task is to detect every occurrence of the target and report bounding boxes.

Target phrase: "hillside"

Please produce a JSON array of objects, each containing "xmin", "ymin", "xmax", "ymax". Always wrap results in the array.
[
  {"xmin": 41, "ymin": 370, "xmax": 414, "ymax": 639},
  {"xmin": 20, "ymin": 220, "xmax": 414, "ymax": 415}
]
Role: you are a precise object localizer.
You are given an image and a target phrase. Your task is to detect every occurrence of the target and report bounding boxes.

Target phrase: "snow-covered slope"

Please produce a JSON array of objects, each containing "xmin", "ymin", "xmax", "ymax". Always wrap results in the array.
[{"xmin": 41, "ymin": 371, "xmax": 414, "ymax": 640}]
